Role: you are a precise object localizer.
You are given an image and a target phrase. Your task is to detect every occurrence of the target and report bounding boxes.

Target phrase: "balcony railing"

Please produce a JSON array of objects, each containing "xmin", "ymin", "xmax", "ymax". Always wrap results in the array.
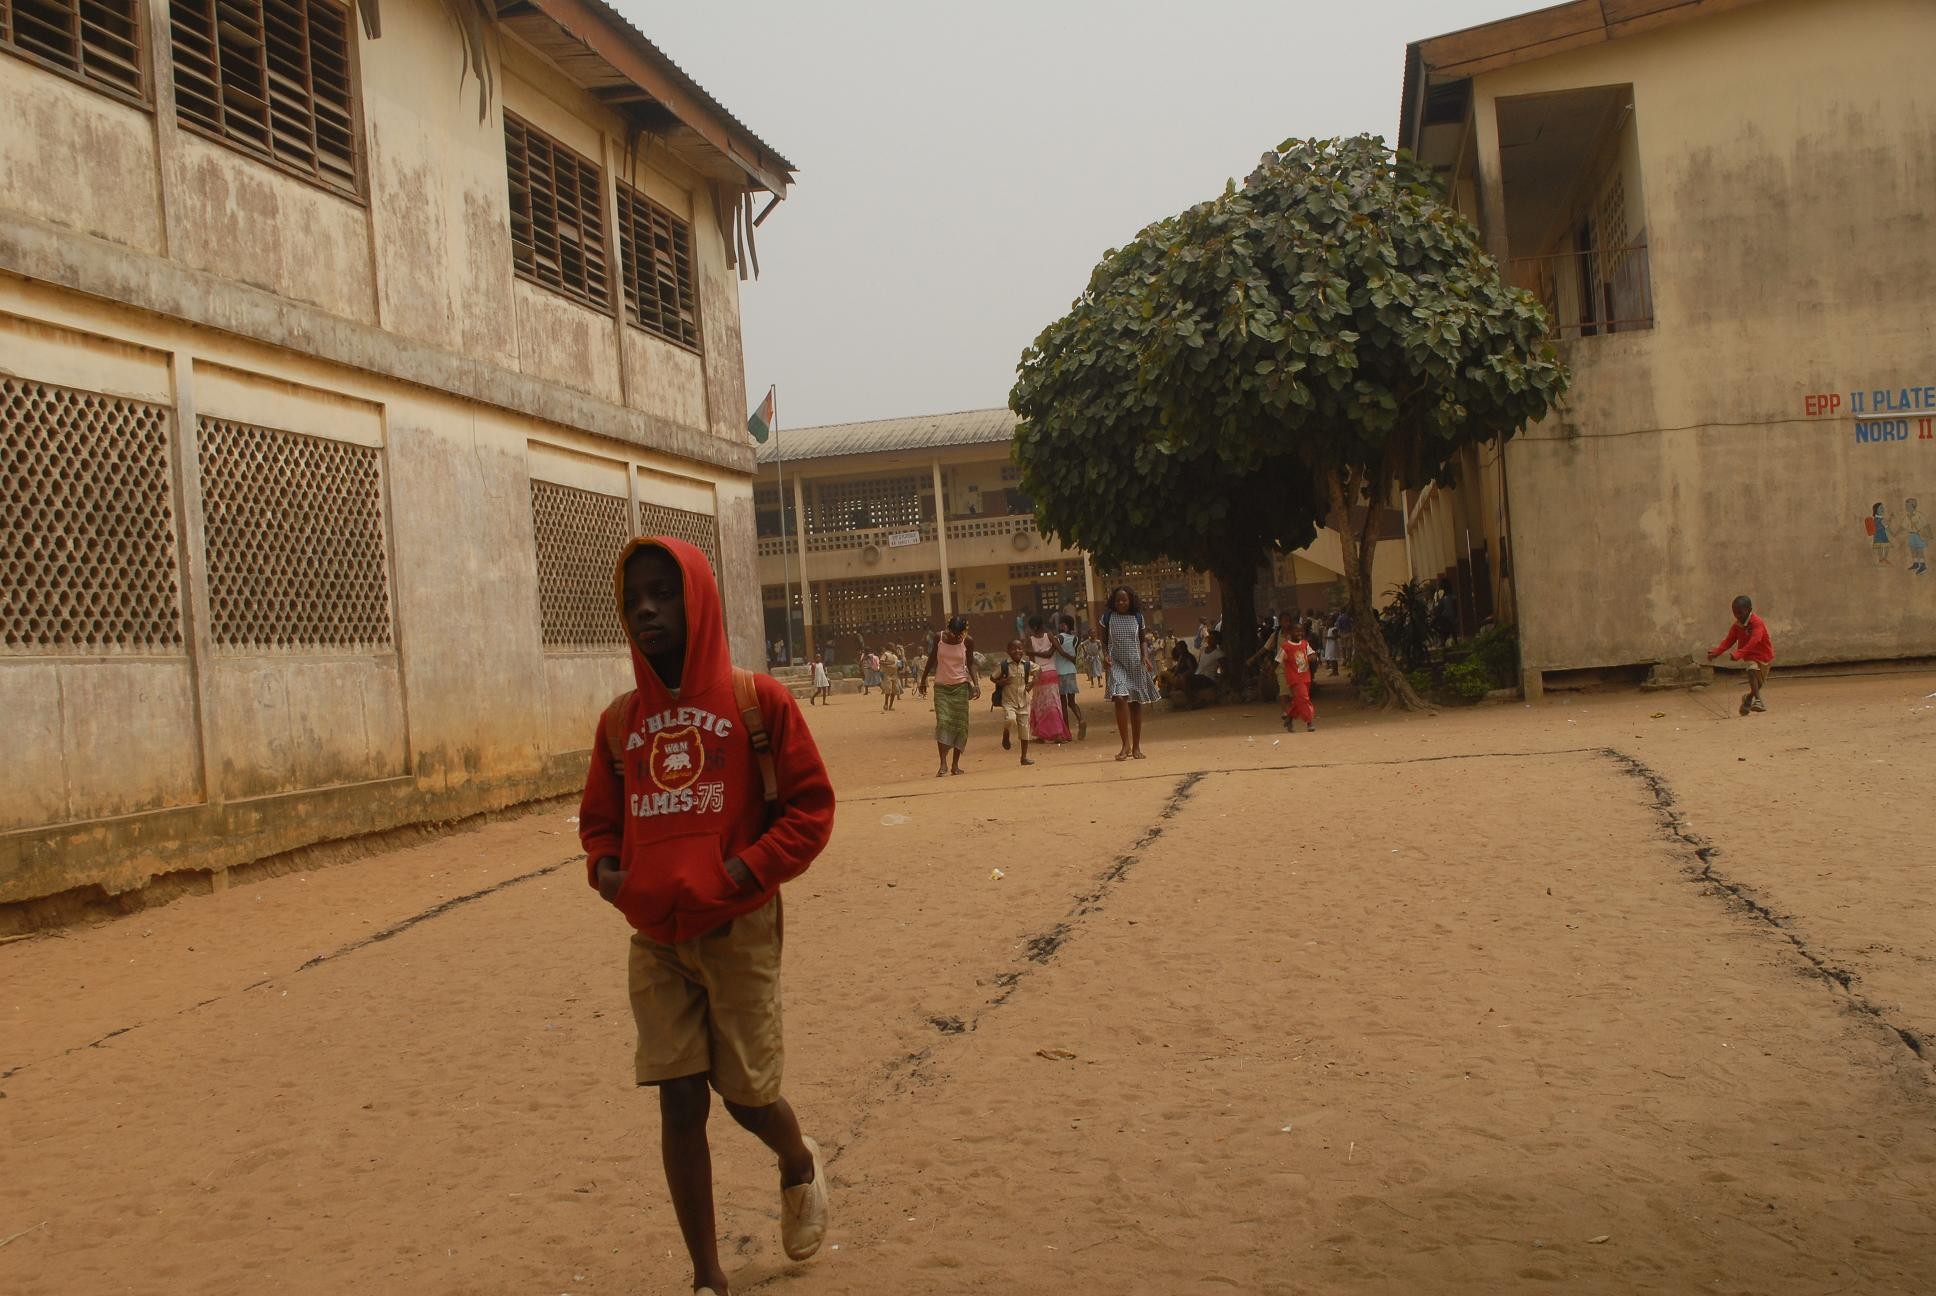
[
  {"xmin": 757, "ymin": 513, "xmax": 1047, "ymax": 559},
  {"xmin": 1510, "ymin": 244, "xmax": 1653, "ymax": 339}
]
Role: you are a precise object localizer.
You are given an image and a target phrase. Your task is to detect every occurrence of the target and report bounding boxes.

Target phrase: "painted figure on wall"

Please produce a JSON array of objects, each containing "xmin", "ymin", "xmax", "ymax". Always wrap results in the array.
[
  {"xmin": 1904, "ymin": 497, "xmax": 1930, "ymax": 575},
  {"xmin": 1866, "ymin": 503, "xmax": 1892, "ymax": 564}
]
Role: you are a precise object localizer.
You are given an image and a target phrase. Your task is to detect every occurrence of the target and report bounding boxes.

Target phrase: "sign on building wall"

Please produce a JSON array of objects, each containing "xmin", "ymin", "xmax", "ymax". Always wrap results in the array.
[
  {"xmin": 887, "ymin": 529, "xmax": 922, "ymax": 548},
  {"xmin": 1801, "ymin": 381, "xmax": 1934, "ymax": 576}
]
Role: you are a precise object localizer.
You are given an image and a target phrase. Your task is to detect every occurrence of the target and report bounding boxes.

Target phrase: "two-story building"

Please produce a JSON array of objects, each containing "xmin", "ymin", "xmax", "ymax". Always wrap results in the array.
[
  {"xmin": 1, "ymin": 0, "xmax": 791, "ymax": 915},
  {"xmin": 1398, "ymin": 0, "xmax": 1935, "ymax": 693},
  {"xmin": 754, "ymin": 409, "xmax": 1407, "ymax": 660}
]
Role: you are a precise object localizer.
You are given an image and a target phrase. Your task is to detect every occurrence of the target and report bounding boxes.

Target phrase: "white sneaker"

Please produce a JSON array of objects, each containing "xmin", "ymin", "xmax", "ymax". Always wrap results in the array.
[{"xmin": 780, "ymin": 1136, "xmax": 828, "ymax": 1261}]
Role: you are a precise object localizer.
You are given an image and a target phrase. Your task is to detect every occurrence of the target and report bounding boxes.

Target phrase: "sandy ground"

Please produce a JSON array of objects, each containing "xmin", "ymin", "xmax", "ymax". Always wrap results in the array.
[{"xmin": 3, "ymin": 669, "xmax": 1934, "ymax": 1294}]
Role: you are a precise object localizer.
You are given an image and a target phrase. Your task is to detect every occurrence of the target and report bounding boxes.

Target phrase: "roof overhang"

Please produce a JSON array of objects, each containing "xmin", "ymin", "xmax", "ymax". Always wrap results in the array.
[
  {"xmin": 1399, "ymin": 0, "xmax": 1769, "ymax": 155},
  {"xmin": 495, "ymin": 0, "xmax": 795, "ymax": 196}
]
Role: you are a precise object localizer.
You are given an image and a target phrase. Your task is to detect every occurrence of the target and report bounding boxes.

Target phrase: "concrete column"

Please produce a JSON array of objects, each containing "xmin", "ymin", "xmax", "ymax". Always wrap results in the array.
[
  {"xmin": 932, "ymin": 458, "xmax": 952, "ymax": 615},
  {"xmin": 165, "ymin": 353, "xmax": 220, "ymax": 807},
  {"xmin": 1471, "ymin": 91, "xmax": 1512, "ymax": 266},
  {"xmin": 1082, "ymin": 551, "xmax": 1096, "ymax": 613},
  {"xmin": 792, "ymin": 471, "xmax": 814, "ymax": 657},
  {"xmin": 600, "ymin": 136, "xmax": 633, "ymax": 409}
]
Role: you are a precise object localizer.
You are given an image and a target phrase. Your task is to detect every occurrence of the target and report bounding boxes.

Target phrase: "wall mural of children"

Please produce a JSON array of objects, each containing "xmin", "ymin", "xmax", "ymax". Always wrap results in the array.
[
  {"xmin": 1903, "ymin": 497, "xmax": 1930, "ymax": 575},
  {"xmin": 1865, "ymin": 503, "xmax": 1892, "ymax": 564}
]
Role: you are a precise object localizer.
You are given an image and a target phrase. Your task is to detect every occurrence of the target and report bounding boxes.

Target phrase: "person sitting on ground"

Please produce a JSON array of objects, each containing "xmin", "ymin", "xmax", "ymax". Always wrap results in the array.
[
  {"xmin": 992, "ymin": 639, "xmax": 1035, "ymax": 764},
  {"xmin": 1187, "ymin": 630, "xmax": 1226, "ymax": 706},
  {"xmin": 1707, "ymin": 593, "xmax": 1774, "ymax": 715},
  {"xmin": 1161, "ymin": 638, "xmax": 1197, "ymax": 701},
  {"xmin": 581, "ymin": 537, "xmax": 835, "ymax": 1296}
]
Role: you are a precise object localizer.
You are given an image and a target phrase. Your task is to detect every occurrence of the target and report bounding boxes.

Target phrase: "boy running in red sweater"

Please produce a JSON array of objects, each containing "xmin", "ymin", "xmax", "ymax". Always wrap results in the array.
[
  {"xmin": 1707, "ymin": 594, "xmax": 1774, "ymax": 716},
  {"xmin": 581, "ymin": 537, "xmax": 836, "ymax": 1296}
]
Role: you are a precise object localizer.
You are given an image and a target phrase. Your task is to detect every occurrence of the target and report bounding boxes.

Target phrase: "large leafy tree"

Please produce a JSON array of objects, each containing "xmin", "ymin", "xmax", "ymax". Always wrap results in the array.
[
  {"xmin": 1011, "ymin": 135, "xmax": 1566, "ymax": 707},
  {"xmin": 1008, "ymin": 204, "xmax": 1323, "ymax": 679}
]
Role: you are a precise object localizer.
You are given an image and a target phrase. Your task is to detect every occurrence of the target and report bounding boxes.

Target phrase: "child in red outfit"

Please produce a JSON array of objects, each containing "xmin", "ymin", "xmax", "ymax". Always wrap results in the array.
[
  {"xmin": 1708, "ymin": 593, "xmax": 1774, "ymax": 716},
  {"xmin": 580, "ymin": 537, "xmax": 835, "ymax": 1296},
  {"xmin": 1281, "ymin": 623, "xmax": 1317, "ymax": 732}
]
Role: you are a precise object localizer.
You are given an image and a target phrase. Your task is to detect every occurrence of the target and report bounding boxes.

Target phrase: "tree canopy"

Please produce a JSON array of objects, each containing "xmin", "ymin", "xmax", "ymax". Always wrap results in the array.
[{"xmin": 1010, "ymin": 135, "xmax": 1567, "ymax": 705}]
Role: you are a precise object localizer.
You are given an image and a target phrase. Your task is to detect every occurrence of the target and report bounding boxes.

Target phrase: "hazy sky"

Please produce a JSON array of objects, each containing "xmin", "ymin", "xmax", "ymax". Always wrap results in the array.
[{"xmin": 622, "ymin": 1, "xmax": 1543, "ymax": 430}]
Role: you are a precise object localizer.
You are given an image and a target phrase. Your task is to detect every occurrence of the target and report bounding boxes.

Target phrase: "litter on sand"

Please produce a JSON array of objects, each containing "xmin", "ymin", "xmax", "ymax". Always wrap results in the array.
[
  {"xmin": 880, "ymin": 813, "xmax": 909, "ymax": 826},
  {"xmin": 989, "ymin": 868, "xmax": 1005, "ymax": 881},
  {"xmin": 1036, "ymin": 1047, "xmax": 1076, "ymax": 1061}
]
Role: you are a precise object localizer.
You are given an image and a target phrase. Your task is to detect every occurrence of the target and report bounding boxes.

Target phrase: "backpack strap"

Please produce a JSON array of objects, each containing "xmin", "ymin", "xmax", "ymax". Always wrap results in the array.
[
  {"xmin": 732, "ymin": 667, "xmax": 780, "ymax": 826},
  {"xmin": 599, "ymin": 688, "xmax": 636, "ymax": 777}
]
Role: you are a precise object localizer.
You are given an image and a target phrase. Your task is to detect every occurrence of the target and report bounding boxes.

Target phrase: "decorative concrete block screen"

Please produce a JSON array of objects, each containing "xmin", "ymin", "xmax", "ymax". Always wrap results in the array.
[
  {"xmin": 636, "ymin": 502, "xmax": 720, "ymax": 582},
  {"xmin": 808, "ymin": 475, "xmax": 924, "ymax": 534},
  {"xmin": 198, "ymin": 417, "xmax": 393, "ymax": 652},
  {"xmin": 1, "ymin": 377, "xmax": 184, "ymax": 653},
  {"xmin": 530, "ymin": 479, "xmax": 630, "ymax": 650},
  {"xmin": 819, "ymin": 574, "xmax": 932, "ymax": 634}
]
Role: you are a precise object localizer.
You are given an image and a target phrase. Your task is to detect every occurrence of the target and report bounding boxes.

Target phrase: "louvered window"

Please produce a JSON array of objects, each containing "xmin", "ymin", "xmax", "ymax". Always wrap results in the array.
[
  {"xmin": 0, "ymin": 0, "xmax": 145, "ymax": 103},
  {"xmin": 505, "ymin": 113, "xmax": 611, "ymax": 313},
  {"xmin": 616, "ymin": 184, "xmax": 699, "ymax": 350},
  {"xmin": 170, "ymin": 0, "xmax": 361, "ymax": 198}
]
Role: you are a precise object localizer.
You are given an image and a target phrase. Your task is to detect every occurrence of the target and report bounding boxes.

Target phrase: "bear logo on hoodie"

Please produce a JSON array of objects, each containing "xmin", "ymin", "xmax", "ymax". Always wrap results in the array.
[{"xmin": 649, "ymin": 726, "xmax": 704, "ymax": 792}]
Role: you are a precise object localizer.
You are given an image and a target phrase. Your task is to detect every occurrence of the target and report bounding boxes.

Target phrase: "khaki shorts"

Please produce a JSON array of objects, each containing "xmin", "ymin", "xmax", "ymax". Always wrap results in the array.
[
  {"xmin": 627, "ymin": 894, "xmax": 784, "ymax": 1105},
  {"xmin": 1003, "ymin": 702, "xmax": 1032, "ymax": 740}
]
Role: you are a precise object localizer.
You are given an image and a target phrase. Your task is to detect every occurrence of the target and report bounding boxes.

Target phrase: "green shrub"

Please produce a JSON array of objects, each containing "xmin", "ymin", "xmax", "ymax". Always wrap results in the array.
[
  {"xmin": 1445, "ymin": 656, "xmax": 1492, "ymax": 703},
  {"xmin": 1468, "ymin": 624, "xmax": 1519, "ymax": 685}
]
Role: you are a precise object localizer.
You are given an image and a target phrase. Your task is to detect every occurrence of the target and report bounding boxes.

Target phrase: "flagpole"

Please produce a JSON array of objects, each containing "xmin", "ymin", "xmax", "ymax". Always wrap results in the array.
[{"xmin": 772, "ymin": 386, "xmax": 794, "ymax": 666}]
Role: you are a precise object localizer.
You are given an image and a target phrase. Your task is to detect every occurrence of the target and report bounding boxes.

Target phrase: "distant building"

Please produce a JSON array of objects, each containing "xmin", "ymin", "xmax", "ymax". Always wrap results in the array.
[
  {"xmin": 1398, "ymin": 0, "xmax": 1936, "ymax": 692},
  {"xmin": 753, "ymin": 409, "xmax": 1404, "ymax": 658},
  {"xmin": 2, "ymin": 0, "xmax": 791, "ymax": 910}
]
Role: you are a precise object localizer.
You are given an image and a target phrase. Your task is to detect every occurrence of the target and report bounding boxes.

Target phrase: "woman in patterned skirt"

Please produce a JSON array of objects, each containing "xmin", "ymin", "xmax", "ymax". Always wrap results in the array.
[
  {"xmin": 917, "ymin": 616, "xmax": 980, "ymax": 776},
  {"xmin": 1101, "ymin": 586, "xmax": 1155, "ymax": 761}
]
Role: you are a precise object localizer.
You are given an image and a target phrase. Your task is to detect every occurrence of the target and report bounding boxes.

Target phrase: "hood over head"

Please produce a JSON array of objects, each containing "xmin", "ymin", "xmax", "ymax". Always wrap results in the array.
[{"xmin": 611, "ymin": 535, "xmax": 730, "ymax": 703}]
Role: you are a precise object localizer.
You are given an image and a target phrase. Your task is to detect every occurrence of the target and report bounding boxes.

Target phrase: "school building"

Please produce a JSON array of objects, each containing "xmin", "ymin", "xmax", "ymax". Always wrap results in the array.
[
  {"xmin": 753, "ymin": 409, "xmax": 1406, "ymax": 659},
  {"xmin": 1, "ymin": 0, "xmax": 790, "ymax": 915},
  {"xmin": 1397, "ymin": 0, "xmax": 1936, "ymax": 693}
]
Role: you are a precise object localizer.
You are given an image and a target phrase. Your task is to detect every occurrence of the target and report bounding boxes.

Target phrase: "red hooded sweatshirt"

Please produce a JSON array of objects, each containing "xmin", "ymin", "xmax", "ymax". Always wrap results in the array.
[{"xmin": 579, "ymin": 536, "xmax": 834, "ymax": 944}]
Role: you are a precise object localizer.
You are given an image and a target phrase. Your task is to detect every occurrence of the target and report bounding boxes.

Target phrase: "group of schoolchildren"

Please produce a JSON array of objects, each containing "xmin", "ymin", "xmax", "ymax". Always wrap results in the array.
[
  {"xmin": 577, "ymin": 530, "xmax": 1783, "ymax": 1296},
  {"xmin": 987, "ymin": 613, "xmax": 1087, "ymax": 765}
]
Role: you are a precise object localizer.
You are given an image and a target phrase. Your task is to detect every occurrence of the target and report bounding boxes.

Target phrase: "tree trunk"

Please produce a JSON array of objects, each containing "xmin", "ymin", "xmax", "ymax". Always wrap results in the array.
[
  {"xmin": 1327, "ymin": 467, "xmax": 1429, "ymax": 711},
  {"xmin": 1211, "ymin": 558, "xmax": 1260, "ymax": 698}
]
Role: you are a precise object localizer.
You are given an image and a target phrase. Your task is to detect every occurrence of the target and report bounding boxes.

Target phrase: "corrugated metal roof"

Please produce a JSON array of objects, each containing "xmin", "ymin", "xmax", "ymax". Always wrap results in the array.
[
  {"xmin": 755, "ymin": 408, "xmax": 1018, "ymax": 465},
  {"xmin": 502, "ymin": 0, "xmax": 795, "ymax": 194},
  {"xmin": 579, "ymin": 0, "xmax": 796, "ymax": 180}
]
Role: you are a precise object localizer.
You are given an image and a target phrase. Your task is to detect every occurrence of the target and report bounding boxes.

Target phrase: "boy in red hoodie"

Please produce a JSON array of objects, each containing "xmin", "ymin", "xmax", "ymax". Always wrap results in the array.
[
  {"xmin": 580, "ymin": 537, "xmax": 836, "ymax": 1296},
  {"xmin": 1707, "ymin": 593, "xmax": 1774, "ymax": 716}
]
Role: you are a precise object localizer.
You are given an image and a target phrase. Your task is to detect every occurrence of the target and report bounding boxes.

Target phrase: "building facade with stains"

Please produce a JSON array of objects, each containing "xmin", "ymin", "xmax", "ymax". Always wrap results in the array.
[
  {"xmin": 754, "ymin": 410, "xmax": 1406, "ymax": 660},
  {"xmin": 0, "ymin": 0, "xmax": 791, "ymax": 915},
  {"xmin": 1398, "ymin": 0, "xmax": 1936, "ymax": 693}
]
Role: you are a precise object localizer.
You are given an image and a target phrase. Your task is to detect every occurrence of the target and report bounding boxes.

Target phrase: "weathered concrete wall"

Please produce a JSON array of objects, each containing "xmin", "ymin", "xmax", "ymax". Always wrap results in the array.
[
  {"xmin": 1473, "ymin": 0, "xmax": 1936, "ymax": 672},
  {"xmin": 0, "ymin": 57, "xmax": 162, "ymax": 254},
  {"xmin": 1, "ymin": 288, "xmax": 754, "ymax": 907},
  {"xmin": 1, "ymin": 0, "xmax": 769, "ymax": 909}
]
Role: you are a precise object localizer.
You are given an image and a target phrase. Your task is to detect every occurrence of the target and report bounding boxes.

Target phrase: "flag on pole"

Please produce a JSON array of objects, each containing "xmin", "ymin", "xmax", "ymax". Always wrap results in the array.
[{"xmin": 747, "ymin": 386, "xmax": 776, "ymax": 443}]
